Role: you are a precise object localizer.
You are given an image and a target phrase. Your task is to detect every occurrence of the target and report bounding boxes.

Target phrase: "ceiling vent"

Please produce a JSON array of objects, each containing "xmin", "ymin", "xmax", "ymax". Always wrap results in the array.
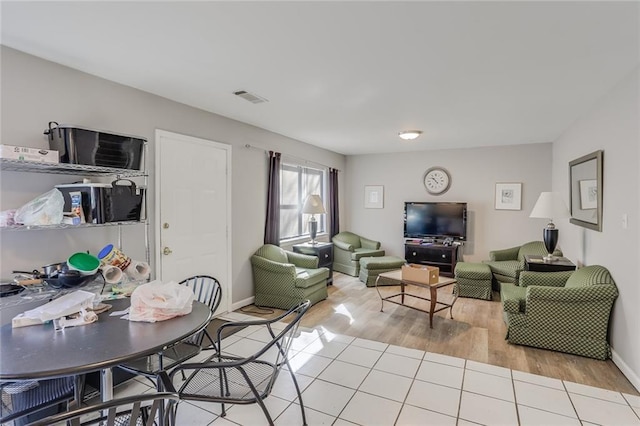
[{"xmin": 234, "ymin": 90, "xmax": 268, "ymax": 104}]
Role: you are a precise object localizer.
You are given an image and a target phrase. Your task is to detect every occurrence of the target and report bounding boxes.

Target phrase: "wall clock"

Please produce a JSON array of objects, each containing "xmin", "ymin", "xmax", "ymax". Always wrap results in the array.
[{"xmin": 423, "ymin": 167, "xmax": 451, "ymax": 195}]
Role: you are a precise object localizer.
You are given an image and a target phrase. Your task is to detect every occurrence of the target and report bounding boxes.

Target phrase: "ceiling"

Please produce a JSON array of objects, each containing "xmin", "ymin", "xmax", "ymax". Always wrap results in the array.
[{"xmin": 2, "ymin": 1, "xmax": 638, "ymax": 155}]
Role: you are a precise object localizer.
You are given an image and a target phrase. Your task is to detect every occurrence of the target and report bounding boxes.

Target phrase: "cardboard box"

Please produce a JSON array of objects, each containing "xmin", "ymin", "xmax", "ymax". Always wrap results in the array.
[
  {"xmin": 402, "ymin": 264, "xmax": 440, "ymax": 284},
  {"xmin": 0, "ymin": 144, "xmax": 59, "ymax": 163}
]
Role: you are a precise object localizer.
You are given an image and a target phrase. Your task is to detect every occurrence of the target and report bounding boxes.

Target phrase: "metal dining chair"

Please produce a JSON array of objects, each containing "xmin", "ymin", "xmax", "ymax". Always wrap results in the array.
[
  {"xmin": 169, "ymin": 300, "xmax": 311, "ymax": 426},
  {"xmin": 23, "ymin": 391, "xmax": 179, "ymax": 426},
  {"xmin": 118, "ymin": 275, "xmax": 223, "ymax": 388},
  {"xmin": 0, "ymin": 377, "xmax": 75, "ymax": 425}
]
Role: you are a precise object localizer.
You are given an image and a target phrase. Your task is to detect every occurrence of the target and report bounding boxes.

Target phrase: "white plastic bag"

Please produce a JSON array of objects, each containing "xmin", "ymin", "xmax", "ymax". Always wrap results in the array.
[
  {"xmin": 14, "ymin": 188, "xmax": 64, "ymax": 225},
  {"xmin": 128, "ymin": 280, "xmax": 194, "ymax": 323},
  {"xmin": 22, "ymin": 290, "xmax": 96, "ymax": 322}
]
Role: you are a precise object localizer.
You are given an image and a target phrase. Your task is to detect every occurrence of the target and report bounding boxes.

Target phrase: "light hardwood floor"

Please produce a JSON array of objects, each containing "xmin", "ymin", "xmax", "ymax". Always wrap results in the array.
[{"xmin": 241, "ymin": 271, "xmax": 639, "ymax": 396}]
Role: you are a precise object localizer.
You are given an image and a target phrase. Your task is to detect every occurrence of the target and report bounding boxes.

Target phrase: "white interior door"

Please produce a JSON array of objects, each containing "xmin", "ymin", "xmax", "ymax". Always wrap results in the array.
[{"xmin": 155, "ymin": 130, "xmax": 231, "ymax": 315}]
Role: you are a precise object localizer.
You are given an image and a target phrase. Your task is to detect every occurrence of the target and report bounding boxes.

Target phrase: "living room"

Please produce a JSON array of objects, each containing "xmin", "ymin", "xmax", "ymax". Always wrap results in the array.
[{"xmin": 0, "ymin": 1, "xmax": 638, "ymax": 425}]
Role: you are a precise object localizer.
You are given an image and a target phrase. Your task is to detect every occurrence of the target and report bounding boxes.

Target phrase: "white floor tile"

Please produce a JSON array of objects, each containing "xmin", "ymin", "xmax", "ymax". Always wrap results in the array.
[
  {"xmin": 395, "ymin": 403, "xmax": 457, "ymax": 426},
  {"xmin": 302, "ymin": 338, "xmax": 349, "ymax": 359},
  {"xmin": 318, "ymin": 360, "xmax": 370, "ymax": 389},
  {"xmin": 518, "ymin": 405, "xmax": 581, "ymax": 426},
  {"xmin": 358, "ymin": 369, "xmax": 413, "ymax": 402},
  {"xmin": 339, "ymin": 391, "xmax": 403, "ymax": 426},
  {"xmin": 514, "ymin": 380, "xmax": 577, "ymax": 418},
  {"xmin": 275, "ymin": 403, "xmax": 335, "ymax": 426},
  {"xmin": 332, "ymin": 419, "xmax": 359, "ymax": 426},
  {"xmin": 336, "ymin": 345, "xmax": 383, "ymax": 368},
  {"xmin": 416, "ymin": 360, "xmax": 464, "ymax": 389},
  {"xmin": 564, "ymin": 380, "xmax": 627, "ymax": 404},
  {"xmin": 423, "ymin": 351, "xmax": 466, "ymax": 368},
  {"xmin": 289, "ymin": 329, "xmax": 322, "ymax": 351},
  {"xmin": 179, "ymin": 398, "xmax": 225, "ymax": 416},
  {"xmin": 316, "ymin": 330, "xmax": 356, "ymax": 344},
  {"xmin": 223, "ymin": 337, "xmax": 266, "ymax": 358},
  {"xmin": 373, "ymin": 352, "xmax": 421, "ymax": 378},
  {"xmin": 458, "ymin": 391, "xmax": 518, "ymax": 425},
  {"xmin": 219, "ymin": 333, "xmax": 243, "ymax": 347},
  {"xmin": 385, "ymin": 344, "xmax": 425, "ymax": 360},
  {"xmin": 570, "ymin": 393, "xmax": 640, "ymax": 425},
  {"xmin": 456, "ymin": 420, "xmax": 484, "ymax": 426},
  {"xmin": 270, "ymin": 372, "xmax": 314, "ymax": 402},
  {"xmin": 223, "ymin": 395, "xmax": 291, "ymax": 426},
  {"xmin": 245, "ymin": 327, "xmax": 277, "ymax": 343},
  {"xmin": 633, "ymin": 406, "xmax": 640, "ymax": 418},
  {"xmin": 233, "ymin": 324, "xmax": 264, "ymax": 338},
  {"xmin": 466, "ymin": 359, "xmax": 511, "ymax": 378},
  {"xmin": 174, "ymin": 401, "xmax": 218, "ymax": 425},
  {"xmin": 301, "ymin": 379, "xmax": 356, "ymax": 416},
  {"xmin": 351, "ymin": 337, "xmax": 388, "ymax": 352},
  {"xmin": 288, "ymin": 352, "xmax": 332, "ymax": 377},
  {"xmin": 512, "ymin": 369, "xmax": 565, "ymax": 390},
  {"xmin": 463, "ymin": 369, "xmax": 514, "ymax": 402},
  {"xmin": 405, "ymin": 379, "xmax": 461, "ymax": 417},
  {"xmin": 210, "ymin": 415, "xmax": 242, "ymax": 425},
  {"xmin": 623, "ymin": 393, "xmax": 640, "ymax": 408}
]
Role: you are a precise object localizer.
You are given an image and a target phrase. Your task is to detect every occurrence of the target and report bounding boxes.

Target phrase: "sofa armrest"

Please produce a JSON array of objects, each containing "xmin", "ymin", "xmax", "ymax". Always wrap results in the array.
[
  {"xmin": 519, "ymin": 271, "xmax": 572, "ymax": 288},
  {"xmin": 287, "ymin": 251, "xmax": 319, "ymax": 269},
  {"xmin": 490, "ymin": 246, "xmax": 520, "ymax": 261},
  {"xmin": 526, "ymin": 284, "xmax": 619, "ymax": 303},
  {"xmin": 250, "ymin": 255, "xmax": 296, "ymax": 275},
  {"xmin": 360, "ymin": 237, "xmax": 381, "ymax": 250},
  {"xmin": 333, "ymin": 239, "xmax": 354, "ymax": 252}
]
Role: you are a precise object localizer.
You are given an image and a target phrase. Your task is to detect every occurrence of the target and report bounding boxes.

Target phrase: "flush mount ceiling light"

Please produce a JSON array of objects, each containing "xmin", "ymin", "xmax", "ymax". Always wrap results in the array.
[{"xmin": 398, "ymin": 130, "xmax": 422, "ymax": 140}]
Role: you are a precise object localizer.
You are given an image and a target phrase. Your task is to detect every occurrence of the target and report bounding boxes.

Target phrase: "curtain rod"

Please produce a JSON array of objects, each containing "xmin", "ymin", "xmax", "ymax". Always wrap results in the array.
[{"xmin": 244, "ymin": 144, "xmax": 340, "ymax": 171}]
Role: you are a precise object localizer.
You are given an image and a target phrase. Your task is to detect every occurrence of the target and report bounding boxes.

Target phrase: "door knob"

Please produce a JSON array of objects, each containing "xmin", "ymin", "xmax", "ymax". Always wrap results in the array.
[
  {"xmin": 163, "ymin": 223, "xmax": 170, "ymax": 229},
  {"xmin": 163, "ymin": 247, "xmax": 173, "ymax": 255}
]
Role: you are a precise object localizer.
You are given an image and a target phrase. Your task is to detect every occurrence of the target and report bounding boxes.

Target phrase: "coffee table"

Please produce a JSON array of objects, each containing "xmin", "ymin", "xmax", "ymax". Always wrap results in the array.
[{"xmin": 375, "ymin": 269, "xmax": 457, "ymax": 328}]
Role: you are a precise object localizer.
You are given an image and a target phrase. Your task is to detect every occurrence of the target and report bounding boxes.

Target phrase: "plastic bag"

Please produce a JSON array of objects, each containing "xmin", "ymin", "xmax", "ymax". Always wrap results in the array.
[
  {"xmin": 14, "ymin": 188, "xmax": 64, "ymax": 226},
  {"xmin": 128, "ymin": 280, "xmax": 194, "ymax": 323}
]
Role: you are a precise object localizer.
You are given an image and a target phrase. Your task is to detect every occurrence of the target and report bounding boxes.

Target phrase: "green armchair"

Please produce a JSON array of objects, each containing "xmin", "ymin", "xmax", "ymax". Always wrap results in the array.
[
  {"xmin": 483, "ymin": 241, "xmax": 562, "ymax": 284},
  {"xmin": 500, "ymin": 265, "xmax": 618, "ymax": 359},
  {"xmin": 331, "ymin": 231, "xmax": 385, "ymax": 276},
  {"xmin": 251, "ymin": 244, "xmax": 329, "ymax": 310}
]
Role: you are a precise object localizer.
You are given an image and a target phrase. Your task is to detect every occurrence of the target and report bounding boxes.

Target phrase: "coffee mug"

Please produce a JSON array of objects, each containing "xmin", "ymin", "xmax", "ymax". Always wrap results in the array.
[{"xmin": 97, "ymin": 244, "xmax": 132, "ymax": 271}]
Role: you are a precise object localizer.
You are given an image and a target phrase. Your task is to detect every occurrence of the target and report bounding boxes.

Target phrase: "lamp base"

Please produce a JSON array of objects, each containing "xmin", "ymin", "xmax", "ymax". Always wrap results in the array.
[
  {"xmin": 309, "ymin": 218, "xmax": 318, "ymax": 244},
  {"xmin": 542, "ymin": 227, "xmax": 559, "ymax": 262}
]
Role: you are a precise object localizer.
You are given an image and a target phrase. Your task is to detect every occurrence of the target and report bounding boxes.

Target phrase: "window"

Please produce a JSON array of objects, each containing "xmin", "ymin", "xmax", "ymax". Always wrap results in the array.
[{"xmin": 280, "ymin": 163, "xmax": 325, "ymax": 241}]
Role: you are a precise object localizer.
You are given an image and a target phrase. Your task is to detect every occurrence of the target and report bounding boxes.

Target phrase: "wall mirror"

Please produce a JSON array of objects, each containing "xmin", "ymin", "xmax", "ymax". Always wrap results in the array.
[{"xmin": 569, "ymin": 150, "xmax": 603, "ymax": 231}]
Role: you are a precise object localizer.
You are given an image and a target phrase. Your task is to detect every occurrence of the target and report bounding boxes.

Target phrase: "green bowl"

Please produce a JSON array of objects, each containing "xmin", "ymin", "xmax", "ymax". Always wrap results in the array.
[{"xmin": 67, "ymin": 252, "xmax": 100, "ymax": 275}]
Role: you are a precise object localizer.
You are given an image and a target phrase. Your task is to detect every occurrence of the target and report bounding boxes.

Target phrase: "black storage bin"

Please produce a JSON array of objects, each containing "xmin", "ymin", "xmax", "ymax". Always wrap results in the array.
[
  {"xmin": 56, "ymin": 179, "xmax": 144, "ymax": 224},
  {"xmin": 45, "ymin": 122, "xmax": 144, "ymax": 170}
]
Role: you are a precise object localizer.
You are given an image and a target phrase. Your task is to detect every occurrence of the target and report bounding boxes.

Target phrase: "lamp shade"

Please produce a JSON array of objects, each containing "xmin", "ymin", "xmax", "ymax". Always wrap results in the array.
[
  {"xmin": 302, "ymin": 194, "xmax": 326, "ymax": 215},
  {"xmin": 530, "ymin": 192, "xmax": 570, "ymax": 220}
]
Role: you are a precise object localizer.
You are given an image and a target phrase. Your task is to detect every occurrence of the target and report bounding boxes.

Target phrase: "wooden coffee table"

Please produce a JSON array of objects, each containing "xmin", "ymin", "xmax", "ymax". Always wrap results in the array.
[{"xmin": 375, "ymin": 269, "xmax": 458, "ymax": 328}]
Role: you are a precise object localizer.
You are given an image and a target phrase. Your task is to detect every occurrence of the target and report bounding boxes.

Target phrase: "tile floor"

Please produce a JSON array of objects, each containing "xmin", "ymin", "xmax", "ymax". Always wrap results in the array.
[{"xmin": 112, "ymin": 311, "xmax": 640, "ymax": 426}]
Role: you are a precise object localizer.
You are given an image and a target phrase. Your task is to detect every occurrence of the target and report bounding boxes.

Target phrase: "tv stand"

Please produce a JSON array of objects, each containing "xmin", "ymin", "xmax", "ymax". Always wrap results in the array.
[{"xmin": 404, "ymin": 243, "xmax": 459, "ymax": 277}]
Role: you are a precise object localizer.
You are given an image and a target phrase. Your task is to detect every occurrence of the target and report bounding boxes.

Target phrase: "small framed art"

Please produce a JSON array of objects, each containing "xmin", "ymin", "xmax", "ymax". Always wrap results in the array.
[
  {"xmin": 364, "ymin": 185, "xmax": 384, "ymax": 209},
  {"xmin": 495, "ymin": 182, "xmax": 522, "ymax": 210}
]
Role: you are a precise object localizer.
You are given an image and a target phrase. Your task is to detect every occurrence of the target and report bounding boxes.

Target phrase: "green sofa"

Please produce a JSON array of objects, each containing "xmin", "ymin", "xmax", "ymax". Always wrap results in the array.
[
  {"xmin": 484, "ymin": 241, "xmax": 562, "ymax": 285},
  {"xmin": 331, "ymin": 231, "xmax": 385, "ymax": 276},
  {"xmin": 500, "ymin": 265, "xmax": 618, "ymax": 359},
  {"xmin": 251, "ymin": 244, "xmax": 329, "ymax": 310}
]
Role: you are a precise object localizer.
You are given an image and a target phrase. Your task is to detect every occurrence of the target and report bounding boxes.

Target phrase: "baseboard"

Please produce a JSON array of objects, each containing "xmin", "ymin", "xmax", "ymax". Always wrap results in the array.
[
  {"xmin": 231, "ymin": 296, "xmax": 255, "ymax": 312},
  {"xmin": 611, "ymin": 348, "xmax": 640, "ymax": 392}
]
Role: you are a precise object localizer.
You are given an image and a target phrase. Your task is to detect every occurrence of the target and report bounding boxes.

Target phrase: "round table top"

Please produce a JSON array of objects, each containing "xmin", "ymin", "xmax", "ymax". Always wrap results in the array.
[{"xmin": 0, "ymin": 298, "xmax": 212, "ymax": 380}]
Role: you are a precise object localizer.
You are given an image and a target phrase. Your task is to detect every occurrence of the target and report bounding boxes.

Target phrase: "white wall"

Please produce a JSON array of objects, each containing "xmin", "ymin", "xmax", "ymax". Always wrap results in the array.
[
  {"xmin": 0, "ymin": 46, "xmax": 346, "ymax": 306},
  {"xmin": 552, "ymin": 67, "xmax": 640, "ymax": 391},
  {"xmin": 344, "ymin": 143, "xmax": 553, "ymax": 262}
]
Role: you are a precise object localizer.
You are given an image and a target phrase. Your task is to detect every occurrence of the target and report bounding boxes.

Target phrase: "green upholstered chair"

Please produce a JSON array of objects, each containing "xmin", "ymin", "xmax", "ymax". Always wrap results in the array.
[
  {"xmin": 483, "ymin": 241, "xmax": 562, "ymax": 285},
  {"xmin": 331, "ymin": 231, "xmax": 385, "ymax": 276},
  {"xmin": 500, "ymin": 265, "xmax": 618, "ymax": 360},
  {"xmin": 251, "ymin": 244, "xmax": 329, "ymax": 310}
]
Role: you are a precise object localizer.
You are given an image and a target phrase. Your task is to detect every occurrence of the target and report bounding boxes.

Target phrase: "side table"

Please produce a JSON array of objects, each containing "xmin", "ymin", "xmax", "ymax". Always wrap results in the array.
[
  {"xmin": 524, "ymin": 255, "xmax": 576, "ymax": 272},
  {"xmin": 292, "ymin": 242, "xmax": 334, "ymax": 285}
]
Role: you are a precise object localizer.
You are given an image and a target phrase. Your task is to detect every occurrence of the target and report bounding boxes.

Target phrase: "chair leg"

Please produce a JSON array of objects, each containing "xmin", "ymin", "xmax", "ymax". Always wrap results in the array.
[{"xmin": 285, "ymin": 359, "xmax": 307, "ymax": 426}]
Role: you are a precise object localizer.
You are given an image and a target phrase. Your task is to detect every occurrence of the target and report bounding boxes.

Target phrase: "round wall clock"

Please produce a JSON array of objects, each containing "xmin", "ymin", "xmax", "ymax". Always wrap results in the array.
[{"xmin": 423, "ymin": 167, "xmax": 451, "ymax": 195}]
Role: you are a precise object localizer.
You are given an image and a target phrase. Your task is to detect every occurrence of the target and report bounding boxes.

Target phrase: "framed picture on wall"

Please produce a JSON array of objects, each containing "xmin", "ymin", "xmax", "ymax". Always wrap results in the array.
[
  {"xmin": 579, "ymin": 179, "xmax": 597, "ymax": 210},
  {"xmin": 495, "ymin": 182, "xmax": 522, "ymax": 210},
  {"xmin": 364, "ymin": 185, "xmax": 384, "ymax": 209}
]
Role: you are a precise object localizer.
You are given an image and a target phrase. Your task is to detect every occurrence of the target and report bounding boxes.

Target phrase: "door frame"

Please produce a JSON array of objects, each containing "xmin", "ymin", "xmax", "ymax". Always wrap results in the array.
[{"xmin": 154, "ymin": 129, "xmax": 232, "ymax": 314}]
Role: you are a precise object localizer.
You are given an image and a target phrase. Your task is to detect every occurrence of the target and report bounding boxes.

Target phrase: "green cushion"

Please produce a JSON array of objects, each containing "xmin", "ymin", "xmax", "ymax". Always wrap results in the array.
[
  {"xmin": 484, "ymin": 260, "xmax": 521, "ymax": 279},
  {"xmin": 254, "ymin": 244, "xmax": 288, "ymax": 264},
  {"xmin": 351, "ymin": 248, "xmax": 385, "ymax": 261},
  {"xmin": 333, "ymin": 231, "xmax": 363, "ymax": 248},
  {"xmin": 565, "ymin": 265, "xmax": 614, "ymax": 288},
  {"xmin": 501, "ymin": 282, "xmax": 527, "ymax": 314},
  {"xmin": 359, "ymin": 256, "xmax": 405, "ymax": 269},
  {"xmin": 455, "ymin": 262, "xmax": 492, "ymax": 280}
]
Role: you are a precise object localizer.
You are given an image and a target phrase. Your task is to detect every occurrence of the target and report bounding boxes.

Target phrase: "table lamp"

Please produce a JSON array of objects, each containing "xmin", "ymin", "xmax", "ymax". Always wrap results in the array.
[
  {"xmin": 302, "ymin": 194, "xmax": 326, "ymax": 245},
  {"xmin": 530, "ymin": 192, "xmax": 570, "ymax": 261}
]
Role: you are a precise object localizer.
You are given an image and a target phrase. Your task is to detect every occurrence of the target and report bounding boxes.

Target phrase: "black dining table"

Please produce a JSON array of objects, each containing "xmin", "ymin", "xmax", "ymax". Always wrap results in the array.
[{"xmin": 0, "ymin": 297, "xmax": 212, "ymax": 401}]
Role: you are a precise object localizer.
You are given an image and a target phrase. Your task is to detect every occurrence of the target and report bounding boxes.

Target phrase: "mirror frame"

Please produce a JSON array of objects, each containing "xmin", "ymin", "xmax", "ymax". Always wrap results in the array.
[{"xmin": 569, "ymin": 150, "xmax": 603, "ymax": 231}]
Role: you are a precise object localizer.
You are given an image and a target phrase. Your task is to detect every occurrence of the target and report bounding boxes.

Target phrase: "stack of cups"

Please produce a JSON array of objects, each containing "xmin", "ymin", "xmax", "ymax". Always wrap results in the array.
[{"xmin": 98, "ymin": 244, "xmax": 151, "ymax": 284}]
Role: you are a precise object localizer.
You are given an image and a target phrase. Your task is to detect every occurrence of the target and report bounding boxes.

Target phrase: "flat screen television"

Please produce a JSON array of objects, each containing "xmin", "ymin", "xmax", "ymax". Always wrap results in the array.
[{"xmin": 404, "ymin": 202, "xmax": 467, "ymax": 241}]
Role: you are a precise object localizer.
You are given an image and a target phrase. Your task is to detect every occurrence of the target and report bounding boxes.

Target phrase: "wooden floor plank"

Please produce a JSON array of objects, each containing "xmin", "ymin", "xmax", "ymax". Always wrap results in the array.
[{"xmin": 243, "ymin": 272, "xmax": 638, "ymax": 395}]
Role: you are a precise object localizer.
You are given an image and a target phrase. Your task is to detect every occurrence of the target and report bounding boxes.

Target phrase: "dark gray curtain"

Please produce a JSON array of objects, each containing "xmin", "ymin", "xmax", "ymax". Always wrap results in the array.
[
  {"xmin": 264, "ymin": 151, "xmax": 281, "ymax": 245},
  {"xmin": 329, "ymin": 168, "xmax": 340, "ymax": 238}
]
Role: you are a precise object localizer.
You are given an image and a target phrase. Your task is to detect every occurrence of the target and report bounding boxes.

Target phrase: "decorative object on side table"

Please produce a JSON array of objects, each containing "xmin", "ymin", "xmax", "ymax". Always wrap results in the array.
[
  {"xmin": 529, "ymin": 192, "xmax": 570, "ymax": 262},
  {"xmin": 494, "ymin": 182, "xmax": 522, "ymax": 210},
  {"xmin": 302, "ymin": 194, "xmax": 326, "ymax": 244},
  {"xmin": 292, "ymin": 241, "xmax": 334, "ymax": 285}
]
